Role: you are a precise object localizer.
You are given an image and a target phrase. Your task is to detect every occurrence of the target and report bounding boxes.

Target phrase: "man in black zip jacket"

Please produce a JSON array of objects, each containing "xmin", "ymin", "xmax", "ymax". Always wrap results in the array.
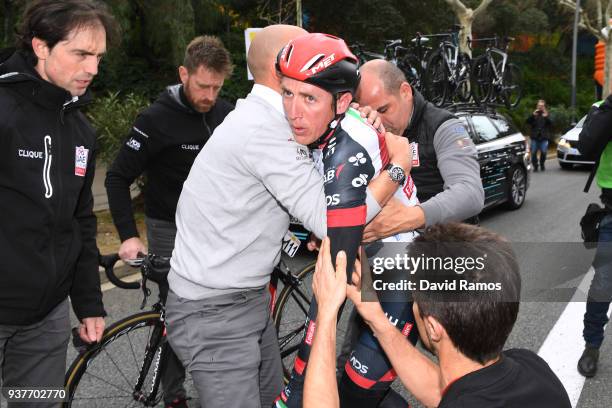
[
  {"xmin": 0, "ymin": 0, "xmax": 117, "ymax": 402},
  {"xmin": 104, "ymin": 35, "xmax": 233, "ymax": 408}
]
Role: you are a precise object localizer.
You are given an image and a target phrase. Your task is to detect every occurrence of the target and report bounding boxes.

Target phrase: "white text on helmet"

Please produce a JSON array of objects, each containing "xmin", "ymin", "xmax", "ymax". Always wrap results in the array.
[{"xmin": 309, "ymin": 53, "xmax": 336, "ymax": 75}]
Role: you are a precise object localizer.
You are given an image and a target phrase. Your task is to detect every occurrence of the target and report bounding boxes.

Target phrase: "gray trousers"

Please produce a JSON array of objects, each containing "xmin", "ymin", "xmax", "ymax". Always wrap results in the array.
[
  {"xmin": 145, "ymin": 217, "xmax": 186, "ymax": 404},
  {"xmin": 0, "ymin": 299, "xmax": 70, "ymax": 408},
  {"xmin": 165, "ymin": 287, "xmax": 283, "ymax": 408}
]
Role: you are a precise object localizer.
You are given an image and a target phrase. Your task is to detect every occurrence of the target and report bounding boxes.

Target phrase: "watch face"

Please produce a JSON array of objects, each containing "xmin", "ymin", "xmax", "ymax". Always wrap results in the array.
[{"xmin": 390, "ymin": 166, "xmax": 405, "ymax": 182}]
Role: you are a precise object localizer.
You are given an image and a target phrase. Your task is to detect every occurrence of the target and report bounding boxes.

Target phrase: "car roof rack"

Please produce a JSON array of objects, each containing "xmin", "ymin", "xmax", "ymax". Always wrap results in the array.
[{"xmin": 440, "ymin": 102, "xmax": 504, "ymax": 114}]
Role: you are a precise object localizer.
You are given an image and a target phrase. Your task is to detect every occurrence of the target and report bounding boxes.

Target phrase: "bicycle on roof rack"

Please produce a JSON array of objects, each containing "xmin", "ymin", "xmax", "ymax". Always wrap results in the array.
[
  {"xmin": 470, "ymin": 35, "xmax": 523, "ymax": 109},
  {"xmin": 350, "ymin": 39, "xmax": 423, "ymax": 92},
  {"xmin": 422, "ymin": 24, "xmax": 472, "ymax": 107},
  {"xmin": 349, "ymin": 42, "xmax": 385, "ymax": 66},
  {"xmin": 400, "ymin": 32, "xmax": 433, "ymax": 92}
]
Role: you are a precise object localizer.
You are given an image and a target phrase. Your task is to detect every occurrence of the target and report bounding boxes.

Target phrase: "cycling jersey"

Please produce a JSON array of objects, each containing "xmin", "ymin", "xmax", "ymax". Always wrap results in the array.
[{"xmin": 276, "ymin": 108, "xmax": 419, "ymax": 408}]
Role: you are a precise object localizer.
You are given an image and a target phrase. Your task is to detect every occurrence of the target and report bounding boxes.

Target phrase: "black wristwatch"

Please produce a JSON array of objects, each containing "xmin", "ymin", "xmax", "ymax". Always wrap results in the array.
[{"xmin": 385, "ymin": 162, "xmax": 406, "ymax": 185}]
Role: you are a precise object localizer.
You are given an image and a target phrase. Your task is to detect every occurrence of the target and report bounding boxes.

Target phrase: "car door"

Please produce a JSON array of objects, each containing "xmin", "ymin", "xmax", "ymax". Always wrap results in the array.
[{"xmin": 467, "ymin": 113, "xmax": 507, "ymax": 206}]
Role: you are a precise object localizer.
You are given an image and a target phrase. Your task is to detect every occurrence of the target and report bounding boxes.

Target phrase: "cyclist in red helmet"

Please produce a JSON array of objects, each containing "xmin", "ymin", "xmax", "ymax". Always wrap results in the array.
[{"xmin": 274, "ymin": 33, "xmax": 419, "ymax": 408}]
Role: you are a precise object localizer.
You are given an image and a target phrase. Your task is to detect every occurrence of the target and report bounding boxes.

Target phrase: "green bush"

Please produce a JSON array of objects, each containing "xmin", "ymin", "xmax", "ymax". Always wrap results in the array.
[{"xmin": 86, "ymin": 91, "xmax": 151, "ymax": 165}]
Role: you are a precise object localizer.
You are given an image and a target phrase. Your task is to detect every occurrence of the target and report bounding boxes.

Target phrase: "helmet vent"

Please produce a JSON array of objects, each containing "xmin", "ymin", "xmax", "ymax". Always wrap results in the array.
[
  {"xmin": 300, "ymin": 54, "xmax": 325, "ymax": 72},
  {"xmin": 285, "ymin": 45, "xmax": 294, "ymax": 66}
]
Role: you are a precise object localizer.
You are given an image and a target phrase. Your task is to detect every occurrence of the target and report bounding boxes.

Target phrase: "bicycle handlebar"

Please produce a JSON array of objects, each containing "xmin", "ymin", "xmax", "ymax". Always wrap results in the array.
[
  {"xmin": 384, "ymin": 39, "xmax": 402, "ymax": 47},
  {"xmin": 99, "ymin": 253, "xmax": 141, "ymax": 290}
]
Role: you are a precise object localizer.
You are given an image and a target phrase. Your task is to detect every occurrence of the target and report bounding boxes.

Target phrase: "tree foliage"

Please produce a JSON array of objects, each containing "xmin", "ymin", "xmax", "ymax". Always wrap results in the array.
[
  {"xmin": 559, "ymin": 0, "xmax": 612, "ymax": 96},
  {"xmin": 0, "ymin": 0, "xmax": 600, "ymax": 143}
]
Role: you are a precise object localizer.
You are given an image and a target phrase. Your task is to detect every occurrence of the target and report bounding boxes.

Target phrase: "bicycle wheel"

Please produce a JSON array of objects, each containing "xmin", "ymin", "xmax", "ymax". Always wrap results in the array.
[
  {"xmin": 423, "ymin": 50, "xmax": 449, "ymax": 107},
  {"xmin": 273, "ymin": 262, "xmax": 356, "ymax": 383},
  {"xmin": 65, "ymin": 311, "xmax": 166, "ymax": 407},
  {"xmin": 399, "ymin": 55, "xmax": 422, "ymax": 91},
  {"xmin": 454, "ymin": 53, "xmax": 472, "ymax": 103},
  {"xmin": 501, "ymin": 62, "xmax": 523, "ymax": 109},
  {"xmin": 470, "ymin": 55, "xmax": 491, "ymax": 104}
]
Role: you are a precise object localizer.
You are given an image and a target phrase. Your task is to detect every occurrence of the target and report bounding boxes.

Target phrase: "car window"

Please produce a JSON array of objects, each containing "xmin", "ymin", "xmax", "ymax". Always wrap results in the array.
[
  {"xmin": 457, "ymin": 116, "xmax": 476, "ymax": 143},
  {"xmin": 489, "ymin": 116, "xmax": 518, "ymax": 138},
  {"xmin": 470, "ymin": 115, "xmax": 499, "ymax": 142}
]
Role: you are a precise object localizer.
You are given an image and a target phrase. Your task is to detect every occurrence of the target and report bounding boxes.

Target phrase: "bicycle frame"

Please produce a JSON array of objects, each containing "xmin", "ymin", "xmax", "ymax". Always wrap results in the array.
[
  {"xmin": 487, "ymin": 47, "xmax": 508, "ymax": 86},
  {"xmin": 427, "ymin": 29, "xmax": 463, "ymax": 84},
  {"xmin": 133, "ymin": 305, "xmax": 167, "ymax": 405},
  {"xmin": 410, "ymin": 33, "xmax": 431, "ymax": 71},
  {"xmin": 383, "ymin": 39, "xmax": 404, "ymax": 65}
]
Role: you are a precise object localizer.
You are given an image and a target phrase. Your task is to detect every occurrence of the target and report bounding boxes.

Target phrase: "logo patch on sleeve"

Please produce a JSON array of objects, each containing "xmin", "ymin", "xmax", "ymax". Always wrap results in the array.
[
  {"xmin": 411, "ymin": 142, "xmax": 420, "ymax": 167},
  {"xmin": 127, "ymin": 137, "xmax": 141, "ymax": 151},
  {"xmin": 75, "ymin": 146, "xmax": 89, "ymax": 177}
]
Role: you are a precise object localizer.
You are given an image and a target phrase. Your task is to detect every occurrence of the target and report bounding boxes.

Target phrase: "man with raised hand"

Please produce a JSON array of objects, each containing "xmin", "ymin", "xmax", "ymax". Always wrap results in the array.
[{"xmin": 306, "ymin": 223, "xmax": 571, "ymax": 408}]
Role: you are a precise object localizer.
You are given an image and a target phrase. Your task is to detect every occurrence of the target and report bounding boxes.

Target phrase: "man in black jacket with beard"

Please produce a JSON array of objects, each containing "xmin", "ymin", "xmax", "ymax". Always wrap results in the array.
[
  {"xmin": 0, "ymin": 0, "xmax": 116, "ymax": 403},
  {"xmin": 104, "ymin": 35, "xmax": 233, "ymax": 408}
]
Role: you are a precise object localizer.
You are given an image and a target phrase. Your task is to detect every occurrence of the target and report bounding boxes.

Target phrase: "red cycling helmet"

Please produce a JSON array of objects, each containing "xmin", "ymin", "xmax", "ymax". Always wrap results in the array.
[{"xmin": 276, "ymin": 33, "xmax": 360, "ymax": 96}]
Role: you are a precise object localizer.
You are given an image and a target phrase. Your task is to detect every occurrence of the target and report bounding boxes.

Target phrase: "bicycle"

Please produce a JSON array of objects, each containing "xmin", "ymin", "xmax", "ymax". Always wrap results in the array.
[
  {"xmin": 272, "ymin": 259, "xmax": 358, "ymax": 383},
  {"xmin": 423, "ymin": 25, "xmax": 472, "ymax": 107},
  {"xmin": 400, "ymin": 33, "xmax": 433, "ymax": 92},
  {"xmin": 470, "ymin": 36, "xmax": 522, "ymax": 109},
  {"xmin": 349, "ymin": 42, "xmax": 384, "ymax": 66},
  {"xmin": 64, "ymin": 252, "xmax": 318, "ymax": 404},
  {"xmin": 350, "ymin": 39, "xmax": 425, "ymax": 94},
  {"xmin": 381, "ymin": 38, "xmax": 425, "ymax": 91},
  {"xmin": 64, "ymin": 253, "xmax": 178, "ymax": 407}
]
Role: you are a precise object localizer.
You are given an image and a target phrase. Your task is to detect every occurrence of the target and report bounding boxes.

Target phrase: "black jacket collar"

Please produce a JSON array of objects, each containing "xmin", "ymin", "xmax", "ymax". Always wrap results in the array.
[
  {"xmin": 0, "ymin": 51, "xmax": 92, "ymax": 111},
  {"xmin": 403, "ymin": 88, "xmax": 426, "ymax": 138}
]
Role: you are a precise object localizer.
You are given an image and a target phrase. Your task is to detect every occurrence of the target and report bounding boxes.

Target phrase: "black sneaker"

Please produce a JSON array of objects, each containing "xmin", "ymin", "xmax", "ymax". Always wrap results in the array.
[
  {"xmin": 541, "ymin": 163, "xmax": 546, "ymax": 171},
  {"xmin": 166, "ymin": 398, "xmax": 189, "ymax": 408},
  {"xmin": 578, "ymin": 345, "xmax": 600, "ymax": 377},
  {"xmin": 533, "ymin": 166, "xmax": 539, "ymax": 172}
]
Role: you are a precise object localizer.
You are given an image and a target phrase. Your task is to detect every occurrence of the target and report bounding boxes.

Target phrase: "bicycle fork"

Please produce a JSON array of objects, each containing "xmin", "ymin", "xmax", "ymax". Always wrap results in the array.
[{"xmin": 133, "ymin": 320, "xmax": 168, "ymax": 406}]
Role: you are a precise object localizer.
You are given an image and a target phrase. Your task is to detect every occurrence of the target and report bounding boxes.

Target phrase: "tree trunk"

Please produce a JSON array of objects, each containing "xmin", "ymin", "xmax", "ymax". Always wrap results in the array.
[
  {"xmin": 456, "ymin": 11, "xmax": 473, "ymax": 57},
  {"xmin": 444, "ymin": 0, "xmax": 493, "ymax": 57}
]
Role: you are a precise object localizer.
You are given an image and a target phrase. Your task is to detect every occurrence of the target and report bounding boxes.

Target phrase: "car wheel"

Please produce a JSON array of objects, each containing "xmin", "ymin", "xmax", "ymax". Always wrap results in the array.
[
  {"xmin": 505, "ymin": 165, "xmax": 527, "ymax": 210},
  {"xmin": 559, "ymin": 162, "xmax": 573, "ymax": 170}
]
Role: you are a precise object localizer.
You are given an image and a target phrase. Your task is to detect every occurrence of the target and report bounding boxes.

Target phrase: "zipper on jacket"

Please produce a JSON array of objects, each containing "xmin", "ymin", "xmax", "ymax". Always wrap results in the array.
[
  {"xmin": 43, "ymin": 135, "xmax": 53, "ymax": 198},
  {"xmin": 203, "ymin": 115, "xmax": 212, "ymax": 139},
  {"xmin": 50, "ymin": 112, "xmax": 65, "ymax": 294}
]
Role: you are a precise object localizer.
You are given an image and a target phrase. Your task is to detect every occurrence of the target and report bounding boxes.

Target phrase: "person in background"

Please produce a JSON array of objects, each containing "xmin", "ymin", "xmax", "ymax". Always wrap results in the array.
[
  {"xmin": 105, "ymin": 35, "xmax": 234, "ymax": 408},
  {"xmin": 526, "ymin": 99, "xmax": 553, "ymax": 172}
]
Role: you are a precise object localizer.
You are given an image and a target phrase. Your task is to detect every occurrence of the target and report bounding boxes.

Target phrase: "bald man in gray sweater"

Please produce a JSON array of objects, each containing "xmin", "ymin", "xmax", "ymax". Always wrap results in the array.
[{"xmin": 165, "ymin": 25, "xmax": 410, "ymax": 408}]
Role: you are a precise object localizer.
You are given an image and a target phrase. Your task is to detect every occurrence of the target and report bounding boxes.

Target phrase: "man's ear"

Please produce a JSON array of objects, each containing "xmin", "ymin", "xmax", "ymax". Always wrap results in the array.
[
  {"xmin": 178, "ymin": 66, "xmax": 189, "ymax": 86},
  {"xmin": 399, "ymin": 81, "xmax": 413, "ymax": 101},
  {"xmin": 336, "ymin": 92, "xmax": 354, "ymax": 114},
  {"xmin": 31, "ymin": 37, "xmax": 49, "ymax": 61},
  {"xmin": 424, "ymin": 315, "xmax": 445, "ymax": 344}
]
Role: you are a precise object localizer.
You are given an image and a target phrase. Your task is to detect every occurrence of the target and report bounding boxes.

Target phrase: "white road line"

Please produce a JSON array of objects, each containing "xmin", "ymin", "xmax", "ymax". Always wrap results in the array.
[
  {"xmin": 100, "ymin": 271, "xmax": 141, "ymax": 292},
  {"xmin": 538, "ymin": 267, "xmax": 612, "ymax": 407}
]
